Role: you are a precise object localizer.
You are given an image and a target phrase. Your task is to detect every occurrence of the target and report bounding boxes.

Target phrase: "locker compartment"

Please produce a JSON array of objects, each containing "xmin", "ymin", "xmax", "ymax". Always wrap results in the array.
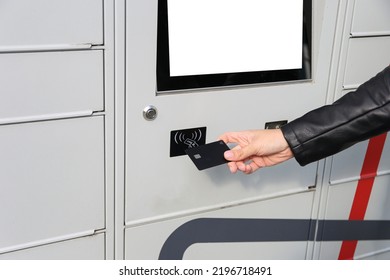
[
  {"xmin": 354, "ymin": 241, "xmax": 390, "ymax": 260},
  {"xmin": 0, "ymin": 117, "xmax": 105, "ymax": 251},
  {"xmin": 343, "ymin": 37, "xmax": 390, "ymax": 88},
  {"xmin": 0, "ymin": 50, "xmax": 104, "ymax": 122},
  {"xmin": 182, "ymin": 242, "xmax": 308, "ymax": 260},
  {"xmin": 125, "ymin": 159, "xmax": 315, "ymax": 223},
  {"xmin": 329, "ymin": 141, "xmax": 368, "ymax": 184},
  {"xmin": 125, "ymin": 192, "xmax": 314, "ymax": 259},
  {"xmin": 0, "ymin": 0, "xmax": 103, "ymax": 49},
  {"xmin": 330, "ymin": 133, "xmax": 389, "ymax": 184},
  {"xmin": 351, "ymin": 0, "xmax": 390, "ymax": 36},
  {"xmin": 0, "ymin": 234, "xmax": 105, "ymax": 260},
  {"xmin": 319, "ymin": 176, "xmax": 390, "ymax": 259}
]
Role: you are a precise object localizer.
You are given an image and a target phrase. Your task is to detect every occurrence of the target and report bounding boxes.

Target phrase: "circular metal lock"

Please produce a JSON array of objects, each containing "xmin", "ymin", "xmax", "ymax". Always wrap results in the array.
[{"xmin": 143, "ymin": 105, "xmax": 158, "ymax": 121}]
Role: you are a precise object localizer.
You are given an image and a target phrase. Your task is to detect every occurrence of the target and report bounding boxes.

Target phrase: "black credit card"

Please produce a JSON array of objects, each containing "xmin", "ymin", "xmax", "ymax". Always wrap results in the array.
[{"xmin": 185, "ymin": 140, "xmax": 230, "ymax": 170}]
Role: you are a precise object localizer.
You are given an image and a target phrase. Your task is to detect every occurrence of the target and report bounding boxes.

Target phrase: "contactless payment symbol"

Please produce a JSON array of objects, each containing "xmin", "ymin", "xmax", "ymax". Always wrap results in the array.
[{"xmin": 170, "ymin": 127, "xmax": 207, "ymax": 157}]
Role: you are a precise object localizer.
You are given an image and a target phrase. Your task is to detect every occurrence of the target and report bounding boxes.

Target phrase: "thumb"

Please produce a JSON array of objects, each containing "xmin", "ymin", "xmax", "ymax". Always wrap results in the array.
[{"xmin": 224, "ymin": 145, "xmax": 256, "ymax": 162}]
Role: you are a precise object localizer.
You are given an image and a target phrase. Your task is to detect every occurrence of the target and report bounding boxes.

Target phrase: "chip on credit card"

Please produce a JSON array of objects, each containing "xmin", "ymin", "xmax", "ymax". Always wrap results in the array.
[{"xmin": 185, "ymin": 140, "xmax": 230, "ymax": 170}]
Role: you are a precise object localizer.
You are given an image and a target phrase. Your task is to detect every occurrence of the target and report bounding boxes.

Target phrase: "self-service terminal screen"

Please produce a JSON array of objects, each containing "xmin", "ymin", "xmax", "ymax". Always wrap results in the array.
[{"xmin": 157, "ymin": 0, "xmax": 312, "ymax": 92}]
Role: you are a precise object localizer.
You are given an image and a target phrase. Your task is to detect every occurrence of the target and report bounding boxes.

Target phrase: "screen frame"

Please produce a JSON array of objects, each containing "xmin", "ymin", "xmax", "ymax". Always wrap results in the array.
[{"xmin": 157, "ymin": 0, "xmax": 312, "ymax": 92}]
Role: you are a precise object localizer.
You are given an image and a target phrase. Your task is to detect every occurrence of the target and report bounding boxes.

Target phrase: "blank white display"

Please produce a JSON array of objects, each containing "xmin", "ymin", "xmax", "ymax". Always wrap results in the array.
[{"xmin": 168, "ymin": 0, "xmax": 303, "ymax": 77}]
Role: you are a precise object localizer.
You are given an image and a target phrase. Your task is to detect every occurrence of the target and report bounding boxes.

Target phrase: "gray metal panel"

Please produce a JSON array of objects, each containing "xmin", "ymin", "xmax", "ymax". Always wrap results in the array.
[
  {"xmin": 329, "ymin": 141, "xmax": 368, "ymax": 185},
  {"xmin": 351, "ymin": 0, "xmax": 390, "ymax": 36},
  {"xmin": 343, "ymin": 37, "xmax": 390, "ymax": 88},
  {"xmin": 355, "ymin": 241, "xmax": 390, "ymax": 260},
  {"xmin": 125, "ymin": 192, "xmax": 314, "ymax": 260},
  {"xmin": 315, "ymin": 0, "xmax": 390, "ymax": 261},
  {"xmin": 320, "ymin": 176, "xmax": 390, "ymax": 259},
  {"xmin": 343, "ymin": 37, "xmax": 390, "ymax": 89},
  {"xmin": 124, "ymin": 0, "xmax": 337, "ymax": 224},
  {"xmin": 0, "ymin": 51, "xmax": 104, "ymax": 121},
  {"xmin": 0, "ymin": 234, "xmax": 105, "ymax": 260},
  {"xmin": 183, "ymin": 242, "xmax": 308, "ymax": 260},
  {"xmin": 364, "ymin": 175, "xmax": 390, "ymax": 220},
  {"xmin": 0, "ymin": 117, "xmax": 105, "ymax": 252},
  {"xmin": 378, "ymin": 134, "xmax": 390, "ymax": 176},
  {"xmin": 330, "ymin": 133, "xmax": 390, "ymax": 184},
  {"xmin": 0, "ymin": 0, "xmax": 103, "ymax": 48}
]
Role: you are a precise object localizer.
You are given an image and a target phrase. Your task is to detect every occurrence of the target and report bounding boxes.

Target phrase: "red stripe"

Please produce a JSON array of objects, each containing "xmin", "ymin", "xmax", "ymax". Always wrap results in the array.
[{"xmin": 338, "ymin": 133, "xmax": 387, "ymax": 260}]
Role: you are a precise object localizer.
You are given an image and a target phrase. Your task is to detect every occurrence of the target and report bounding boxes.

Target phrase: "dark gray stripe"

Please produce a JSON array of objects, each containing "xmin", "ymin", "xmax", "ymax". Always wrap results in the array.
[
  {"xmin": 317, "ymin": 220, "xmax": 390, "ymax": 241},
  {"xmin": 158, "ymin": 218, "xmax": 390, "ymax": 260}
]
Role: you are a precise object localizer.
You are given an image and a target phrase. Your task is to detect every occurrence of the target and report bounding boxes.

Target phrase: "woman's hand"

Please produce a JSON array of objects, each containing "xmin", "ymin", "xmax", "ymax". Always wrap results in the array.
[{"xmin": 219, "ymin": 129, "xmax": 294, "ymax": 174}]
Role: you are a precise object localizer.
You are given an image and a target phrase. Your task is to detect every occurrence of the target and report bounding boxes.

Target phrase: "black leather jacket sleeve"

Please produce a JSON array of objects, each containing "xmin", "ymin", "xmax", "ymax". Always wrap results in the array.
[{"xmin": 281, "ymin": 65, "xmax": 390, "ymax": 166}]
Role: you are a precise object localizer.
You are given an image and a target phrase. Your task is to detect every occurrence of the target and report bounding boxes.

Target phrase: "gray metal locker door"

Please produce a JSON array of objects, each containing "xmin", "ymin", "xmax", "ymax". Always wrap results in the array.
[{"xmin": 0, "ymin": 0, "xmax": 103, "ymax": 49}]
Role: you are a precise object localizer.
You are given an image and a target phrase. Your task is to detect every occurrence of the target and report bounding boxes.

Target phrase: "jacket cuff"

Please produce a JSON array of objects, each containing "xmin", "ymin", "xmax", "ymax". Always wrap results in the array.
[{"xmin": 280, "ymin": 122, "xmax": 308, "ymax": 166}]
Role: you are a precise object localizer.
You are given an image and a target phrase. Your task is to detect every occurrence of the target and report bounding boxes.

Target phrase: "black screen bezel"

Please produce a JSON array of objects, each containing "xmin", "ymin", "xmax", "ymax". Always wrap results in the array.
[{"xmin": 157, "ymin": 0, "xmax": 312, "ymax": 92}]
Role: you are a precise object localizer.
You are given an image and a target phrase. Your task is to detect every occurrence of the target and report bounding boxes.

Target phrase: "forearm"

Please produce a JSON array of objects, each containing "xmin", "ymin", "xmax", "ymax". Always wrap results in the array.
[{"xmin": 281, "ymin": 65, "xmax": 390, "ymax": 166}]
